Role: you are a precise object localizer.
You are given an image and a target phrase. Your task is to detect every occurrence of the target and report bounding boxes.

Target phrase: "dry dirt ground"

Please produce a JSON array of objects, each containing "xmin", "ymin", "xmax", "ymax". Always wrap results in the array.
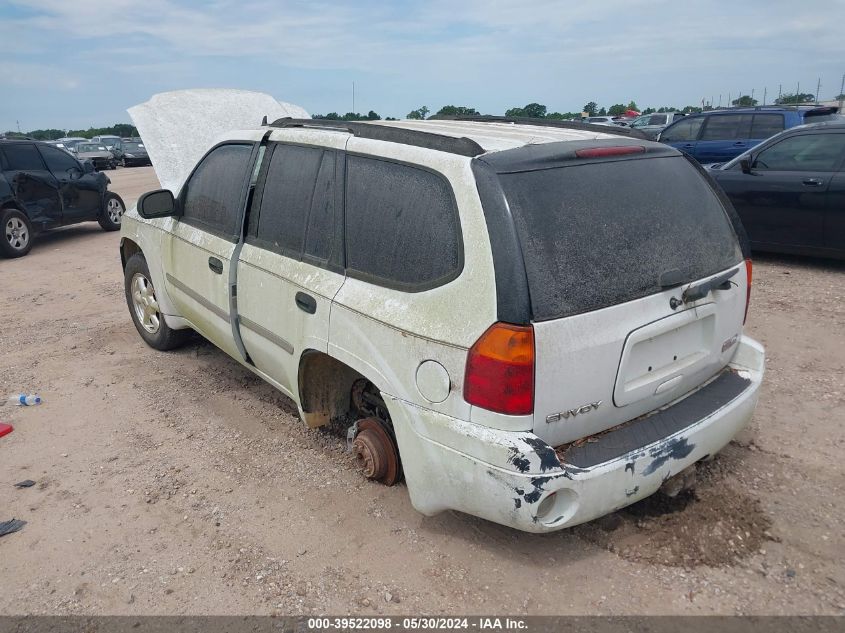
[{"xmin": 0, "ymin": 166, "xmax": 843, "ymax": 616}]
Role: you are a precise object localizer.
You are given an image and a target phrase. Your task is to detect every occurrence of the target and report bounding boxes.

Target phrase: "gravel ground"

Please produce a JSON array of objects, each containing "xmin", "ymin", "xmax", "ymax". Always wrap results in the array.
[{"xmin": 0, "ymin": 166, "xmax": 843, "ymax": 615}]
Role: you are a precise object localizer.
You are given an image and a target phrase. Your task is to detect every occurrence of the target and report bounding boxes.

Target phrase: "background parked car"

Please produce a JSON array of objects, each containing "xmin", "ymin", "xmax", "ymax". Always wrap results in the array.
[
  {"xmin": 658, "ymin": 105, "xmax": 839, "ymax": 163},
  {"xmin": 708, "ymin": 121, "xmax": 845, "ymax": 259},
  {"xmin": 91, "ymin": 135, "xmax": 122, "ymax": 150},
  {"xmin": 111, "ymin": 140, "xmax": 151, "ymax": 167},
  {"xmin": 0, "ymin": 138, "xmax": 125, "ymax": 257},
  {"xmin": 586, "ymin": 116, "xmax": 629, "ymax": 127},
  {"xmin": 629, "ymin": 112, "xmax": 685, "ymax": 139},
  {"xmin": 74, "ymin": 142, "xmax": 117, "ymax": 170}
]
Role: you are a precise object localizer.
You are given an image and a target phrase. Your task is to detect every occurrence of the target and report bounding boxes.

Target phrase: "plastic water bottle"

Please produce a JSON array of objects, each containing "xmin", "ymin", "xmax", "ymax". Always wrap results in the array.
[{"xmin": 8, "ymin": 394, "xmax": 42, "ymax": 406}]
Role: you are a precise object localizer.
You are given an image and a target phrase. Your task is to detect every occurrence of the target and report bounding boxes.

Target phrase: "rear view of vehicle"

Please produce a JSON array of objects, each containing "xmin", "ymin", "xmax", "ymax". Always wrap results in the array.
[{"xmin": 400, "ymin": 138, "xmax": 764, "ymax": 532}]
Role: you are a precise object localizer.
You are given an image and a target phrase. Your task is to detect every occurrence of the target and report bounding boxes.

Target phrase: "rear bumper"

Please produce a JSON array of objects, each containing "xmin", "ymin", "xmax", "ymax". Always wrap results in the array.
[{"xmin": 388, "ymin": 336, "xmax": 764, "ymax": 533}]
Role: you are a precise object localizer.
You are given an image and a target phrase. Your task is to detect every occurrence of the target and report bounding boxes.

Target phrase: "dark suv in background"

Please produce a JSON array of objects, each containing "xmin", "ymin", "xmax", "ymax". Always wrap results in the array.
[
  {"xmin": 0, "ymin": 139, "xmax": 125, "ymax": 258},
  {"xmin": 659, "ymin": 105, "xmax": 840, "ymax": 163}
]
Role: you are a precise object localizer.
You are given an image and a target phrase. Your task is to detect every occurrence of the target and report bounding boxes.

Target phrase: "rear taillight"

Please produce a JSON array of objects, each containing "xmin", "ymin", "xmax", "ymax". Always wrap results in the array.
[
  {"xmin": 575, "ymin": 146, "xmax": 645, "ymax": 158},
  {"xmin": 464, "ymin": 322, "xmax": 534, "ymax": 416},
  {"xmin": 744, "ymin": 258, "xmax": 753, "ymax": 324}
]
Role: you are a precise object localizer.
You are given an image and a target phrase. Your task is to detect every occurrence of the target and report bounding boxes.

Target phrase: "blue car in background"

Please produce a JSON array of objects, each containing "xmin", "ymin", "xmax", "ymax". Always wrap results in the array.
[{"xmin": 658, "ymin": 106, "xmax": 840, "ymax": 163}]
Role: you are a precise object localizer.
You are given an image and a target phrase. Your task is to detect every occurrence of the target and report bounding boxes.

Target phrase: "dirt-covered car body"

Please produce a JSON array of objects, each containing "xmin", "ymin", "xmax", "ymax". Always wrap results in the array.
[{"xmin": 120, "ymin": 92, "xmax": 764, "ymax": 532}]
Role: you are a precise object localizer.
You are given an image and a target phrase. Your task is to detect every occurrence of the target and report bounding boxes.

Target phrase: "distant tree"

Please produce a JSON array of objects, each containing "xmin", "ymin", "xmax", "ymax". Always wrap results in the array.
[
  {"xmin": 607, "ymin": 104, "xmax": 626, "ymax": 116},
  {"xmin": 731, "ymin": 95, "xmax": 758, "ymax": 106},
  {"xmin": 63, "ymin": 123, "xmax": 139, "ymax": 138},
  {"xmin": 384, "ymin": 117, "xmax": 399, "ymax": 121},
  {"xmin": 505, "ymin": 103, "xmax": 547, "ymax": 118},
  {"xmin": 313, "ymin": 112, "xmax": 342, "ymax": 120},
  {"xmin": 627, "ymin": 100, "xmax": 639, "ymax": 112},
  {"xmin": 546, "ymin": 111, "xmax": 581, "ymax": 120},
  {"xmin": 681, "ymin": 105, "xmax": 702, "ymax": 114},
  {"xmin": 583, "ymin": 102, "xmax": 598, "ymax": 116},
  {"xmin": 836, "ymin": 93, "xmax": 845, "ymax": 100},
  {"xmin": 25, "ymin": 128, "xmax": 66, "ymax": 140},
  {"xmin": 365, "ymin": 110, "xmax": 381, "ymax": 120},
  {"xmin": 642, "ymin": 107, "xmax": 656, "ymax": 115},
  {"xmin": 775, "ymin": 93, "xmax": 815, "ymax": 105},
  {"xmin": 435, "ymin": 105, "xmax": 479, "ymax": 117},
  {"xmin": 406, "ymin": 106, "xmax": 430, "ymax": 120},
  {"xmin": 597, "ymin": 107, "xmax": 607, "ymax": 116}
]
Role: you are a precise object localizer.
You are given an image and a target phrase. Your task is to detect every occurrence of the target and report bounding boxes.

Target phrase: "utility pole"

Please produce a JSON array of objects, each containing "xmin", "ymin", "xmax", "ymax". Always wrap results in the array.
[
  {"xmin": 815, "ymin": 77, "xmax": 821, "ymax": 104},
  {"xmin": 778, "ymin": 84, "xmax": 782, "ymax": 101},
  {"xmin": 728, "ymin": 92, "xmax": 731, "ymax": 107},
  {"xmin": 839, "ymin": 73, "xmax": 844, "ymax": 112},
  {"xmin": 763, "ymin": 87, "xmax": 767, "ymax": 105},
  {"xmin": 352, "ymin": 81, "xmax": 355, "ymax": 115},
  {"xmin": 16, "ymin": 120, "xmax": 20, "ymax": 133},
  {"xmin": 718, "ymin": 94, "xmax": 722, "ymax": 108},
  {"xmin": 751, "ymin": 88, "xmax": 755, "ymax": 104}
]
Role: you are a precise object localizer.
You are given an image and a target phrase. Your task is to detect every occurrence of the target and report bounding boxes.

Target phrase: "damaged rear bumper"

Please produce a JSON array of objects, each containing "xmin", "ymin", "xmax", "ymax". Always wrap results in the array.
[{"xmin": 388, "ymin": 336, "xmax": 764, "ymax": 533}]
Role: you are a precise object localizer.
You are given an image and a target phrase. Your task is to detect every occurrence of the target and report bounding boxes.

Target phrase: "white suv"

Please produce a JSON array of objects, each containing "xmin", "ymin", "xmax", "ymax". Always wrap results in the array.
[{"xmin": 120, "ymin": 113, "xmax": 765, "ymax": 533}]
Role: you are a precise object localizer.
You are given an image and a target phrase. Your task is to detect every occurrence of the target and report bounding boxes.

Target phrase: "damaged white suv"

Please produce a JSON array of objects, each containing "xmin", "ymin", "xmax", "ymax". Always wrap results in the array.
[{"xmin": 120, "ymin": 95, "xmax": 764, "ymax": 532}]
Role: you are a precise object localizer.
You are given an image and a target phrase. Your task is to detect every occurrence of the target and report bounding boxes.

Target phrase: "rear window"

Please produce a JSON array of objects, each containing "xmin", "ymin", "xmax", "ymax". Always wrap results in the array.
[{"xmin": 497, "ymin": 156, "xmax": 743, "ymax": 321}]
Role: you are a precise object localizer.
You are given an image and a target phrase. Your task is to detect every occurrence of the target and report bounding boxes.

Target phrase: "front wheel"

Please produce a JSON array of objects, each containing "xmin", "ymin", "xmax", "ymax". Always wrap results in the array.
[
  {"xmin": 124, "ymin": 253, "xmax": 190, "ymax": 350},
  {"xmin": 99, "ymin": 192, "xmax": 125, "ymax": 231},
  {"xmin": 1, "ymin": 208, "xmax": 33, "ymax": 258}
]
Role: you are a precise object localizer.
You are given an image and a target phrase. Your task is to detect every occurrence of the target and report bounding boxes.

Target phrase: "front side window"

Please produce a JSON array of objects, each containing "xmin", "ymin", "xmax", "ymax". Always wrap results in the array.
[
  {"xmin": 345, "ymin": 156, "xmax": 462, "ymax": 290},
  {"xmin": 1, "ymin": 144, "xmax": 45, "ymax": 171},
  {"xmin": 754, "ymin": 133, "xmax": 845, "ymax": 172},
  {"xmin": 660, "ymin": 117, "xmax": 703, "ymax": 142},
  {"xmin": 39, "ymin": 145, "xmax": 79, "ymax": 173},
  {"xmin": 181, "ymin": 143, "xmax": 253, "ymax": 240},
  {"xmin": 649, "ymin": 114, "xmax": 668, "ymax": 125}
]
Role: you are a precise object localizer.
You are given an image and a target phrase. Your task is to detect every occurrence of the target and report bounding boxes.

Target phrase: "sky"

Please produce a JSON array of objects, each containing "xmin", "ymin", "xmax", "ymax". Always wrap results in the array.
[{"xmin": 2, "ymin": 0, "xmax": 844, "ymax": 132}]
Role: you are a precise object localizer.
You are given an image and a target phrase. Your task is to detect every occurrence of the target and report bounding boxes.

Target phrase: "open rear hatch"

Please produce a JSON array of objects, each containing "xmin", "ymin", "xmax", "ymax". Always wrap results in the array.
[{"xmin": 489, "ymin": 143, "xmax": 748, "ymax": 447}]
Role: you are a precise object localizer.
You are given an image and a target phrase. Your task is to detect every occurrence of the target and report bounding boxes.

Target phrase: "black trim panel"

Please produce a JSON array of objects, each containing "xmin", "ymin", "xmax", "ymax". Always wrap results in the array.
[{"xmin": 561, "ymin": 370, "xmax": 752, "ymax": 468}]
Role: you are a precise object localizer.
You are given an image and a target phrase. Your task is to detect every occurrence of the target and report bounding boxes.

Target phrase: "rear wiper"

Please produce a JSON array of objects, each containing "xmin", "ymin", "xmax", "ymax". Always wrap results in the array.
[{"xmin": 665, "ymin": 267, "xmax": 739, "ymax": 309}]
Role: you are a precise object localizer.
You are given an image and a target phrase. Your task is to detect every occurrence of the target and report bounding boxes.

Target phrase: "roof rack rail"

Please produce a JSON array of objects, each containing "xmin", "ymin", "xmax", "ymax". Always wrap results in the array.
[
  {"xmin": 267, "ymin": 118, "xmax": 485, "ymax": 157},
  {"xmin": 428, "ymin": 114, "xmax": 650, "ymax": 140}
]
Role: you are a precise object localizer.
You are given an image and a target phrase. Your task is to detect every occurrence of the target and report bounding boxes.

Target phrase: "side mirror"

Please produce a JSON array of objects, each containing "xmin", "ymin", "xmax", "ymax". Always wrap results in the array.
[
  {"xmin": 66, "ymin": 166, "xmax": 83, "ymax": 181},
  {"xmin": 82, "ymin": 160, "xmax": 95, "ymax": 174},
  {"xmin": 137, "ymin": 189, "xmax": 177, "ymax": 219},
  {"xmin": 740, "ymin": 158, "xmax": 752, "ymax": 174}
]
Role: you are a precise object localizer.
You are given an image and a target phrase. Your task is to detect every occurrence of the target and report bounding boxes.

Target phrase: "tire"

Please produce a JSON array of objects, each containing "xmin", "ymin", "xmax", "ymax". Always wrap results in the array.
[
  {"xmin": 1, "ymin": 208, "xmax": 34, "ymax": 258},
  {"xmin": 99, "ymin": 192, "xmax": 125, "ymax": 231},
  {"xmin": 124, "ymin": 253, "xmax": 190, "ymax": 350}
]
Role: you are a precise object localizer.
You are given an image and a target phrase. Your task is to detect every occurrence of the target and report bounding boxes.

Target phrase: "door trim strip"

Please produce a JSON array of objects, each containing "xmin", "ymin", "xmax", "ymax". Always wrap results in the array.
[
  {"xmin": 165, "ymin": 273, "xmax": 231, "ymax": 324},
  {"xmin": 239, "ymin": 316, "xmax": 295, "ymax": 355}
]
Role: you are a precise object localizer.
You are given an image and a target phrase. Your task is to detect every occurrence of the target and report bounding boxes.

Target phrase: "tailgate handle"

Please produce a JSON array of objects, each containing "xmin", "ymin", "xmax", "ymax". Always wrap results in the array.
[{"xmin": 802, "ymin": 178, "xmax": 824, "ymax": 187}]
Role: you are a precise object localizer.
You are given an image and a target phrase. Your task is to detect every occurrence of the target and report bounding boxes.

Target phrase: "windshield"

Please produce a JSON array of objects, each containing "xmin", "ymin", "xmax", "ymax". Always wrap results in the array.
[
  {"xmin": 77, "ymin": 144, "xmax": 107, "ymax": 152},
  {"xmin": 496, "ymin": 156, "xmax": 743, "ymax": 320},
  {"xmin": 122, "ymin": 142, "xmax": 145, "ymax": 151}
]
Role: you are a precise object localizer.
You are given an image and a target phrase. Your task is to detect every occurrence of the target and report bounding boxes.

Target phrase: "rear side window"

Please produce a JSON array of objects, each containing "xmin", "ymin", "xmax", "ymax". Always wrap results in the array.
[
  {"xmin": 497, "ymin": 156, "xmax": 743, "ymax": 320},
  {"xmin": 649, "ymin": 114, "xmax": 668, "ymax": 125},
  {"xmin": 345, "ymin": 156, "xmax": 462, "ymax": 290},
  {"xmin": 181, "ymin": 143, "xmax": 253, "ymax": 240},
  {"xmin": 1, "ymin": 144, "xmax": 45, "ymax": 171},
  {"xmin": 251, "ymin": 144, "xmax": 336, "ymax": 264},
  {"xmin": 700, "ymin": 114, "xmax": 752, "ymax": 140},
  {"xmin": 750, "ymin": 114, "xmax": 784, "ymax": 139},
  {"xmin": 660, "ymin": 117, "xmax": 703, "ymax": 142}
]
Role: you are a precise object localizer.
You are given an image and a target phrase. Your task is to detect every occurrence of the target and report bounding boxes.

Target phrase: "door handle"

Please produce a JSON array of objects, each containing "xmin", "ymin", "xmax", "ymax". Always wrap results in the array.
[
  {"xmin": 733, "ymin": 142, "xmax": 746, "ymax": 146},
  {"xmin": 208, "ymin": 257, "xmax": 223, "ymax": 274},
  {"xmin": 802, "ymin": 178, "xmax": 824, "ymax": 187},
  {"xmin": 295, "ymin": 291, "xmax": 317, "ymax": 314}
]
